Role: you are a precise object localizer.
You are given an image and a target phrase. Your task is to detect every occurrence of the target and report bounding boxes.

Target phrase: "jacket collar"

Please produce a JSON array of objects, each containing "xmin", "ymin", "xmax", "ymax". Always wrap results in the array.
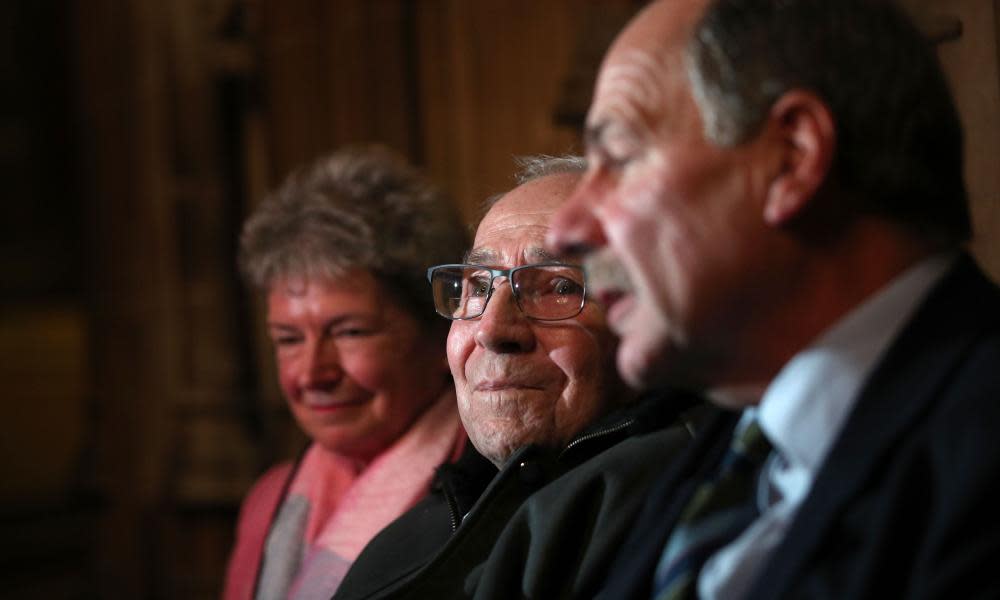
[{"xmin": 751, "ymin": 253, "xmax": 1000, "ymax": 596}]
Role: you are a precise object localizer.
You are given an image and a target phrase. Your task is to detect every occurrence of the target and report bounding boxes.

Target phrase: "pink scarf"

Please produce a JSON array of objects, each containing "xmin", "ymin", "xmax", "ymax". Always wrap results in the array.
[{"xmin": 249, "ymin": 389, "xmax": 465, "ymax": 599}]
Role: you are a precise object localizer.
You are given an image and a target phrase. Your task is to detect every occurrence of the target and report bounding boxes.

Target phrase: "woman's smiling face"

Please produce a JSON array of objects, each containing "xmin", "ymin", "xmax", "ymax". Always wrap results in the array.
[{"xmin": 268, "ymin": 269, "xmax": 450, "ymax": 461}]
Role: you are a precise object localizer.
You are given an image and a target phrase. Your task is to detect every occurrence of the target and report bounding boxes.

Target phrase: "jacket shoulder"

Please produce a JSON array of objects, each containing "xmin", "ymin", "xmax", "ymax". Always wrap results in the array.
[{"xmin": 469, "ymin": 421, "xmax": 696, "ymax": 599}]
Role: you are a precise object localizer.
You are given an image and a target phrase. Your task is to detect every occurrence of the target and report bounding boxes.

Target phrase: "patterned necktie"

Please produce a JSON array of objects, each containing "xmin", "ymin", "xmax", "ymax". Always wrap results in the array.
[{"xmin": 651, "ymin": 419, "xmax": 773, "ymax": 600}]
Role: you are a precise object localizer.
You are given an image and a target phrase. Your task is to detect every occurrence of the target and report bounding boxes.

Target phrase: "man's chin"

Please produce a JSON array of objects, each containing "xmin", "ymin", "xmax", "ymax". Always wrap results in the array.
[{"xmin": 616, "ymin": 335, "xmax": 668, "ymax": 391}]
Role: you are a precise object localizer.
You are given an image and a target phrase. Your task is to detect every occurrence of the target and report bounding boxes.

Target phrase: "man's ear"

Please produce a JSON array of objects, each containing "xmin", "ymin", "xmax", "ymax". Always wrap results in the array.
[{"xmin": 762, "ymin": 90, "xmax": 836, "ymax": 226}]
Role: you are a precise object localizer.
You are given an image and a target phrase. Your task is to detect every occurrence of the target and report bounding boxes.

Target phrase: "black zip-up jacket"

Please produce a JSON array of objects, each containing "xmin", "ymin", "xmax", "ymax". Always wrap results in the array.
[{"xmin": 334, "ymin": 391, "xmax": 710, "ymax": 600}]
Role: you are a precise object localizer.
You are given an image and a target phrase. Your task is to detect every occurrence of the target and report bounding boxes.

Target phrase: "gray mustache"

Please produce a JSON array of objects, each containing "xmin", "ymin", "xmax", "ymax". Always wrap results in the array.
[{"xmin": 583, "ymin": 250, "xmax": 634, "ymax": 295}]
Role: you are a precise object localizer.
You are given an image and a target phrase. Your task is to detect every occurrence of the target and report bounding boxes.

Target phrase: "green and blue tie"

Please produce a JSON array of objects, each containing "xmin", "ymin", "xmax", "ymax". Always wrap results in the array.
[{"xmin": 651, "ymin": 419, "xmax": 773, "ymax": 600}]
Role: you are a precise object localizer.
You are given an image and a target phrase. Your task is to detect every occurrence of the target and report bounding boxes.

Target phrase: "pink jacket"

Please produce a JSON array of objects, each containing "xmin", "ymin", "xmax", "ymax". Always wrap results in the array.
[{"xmin": 223, "ymin": 461, "xmax": 295, "ymax": 600}]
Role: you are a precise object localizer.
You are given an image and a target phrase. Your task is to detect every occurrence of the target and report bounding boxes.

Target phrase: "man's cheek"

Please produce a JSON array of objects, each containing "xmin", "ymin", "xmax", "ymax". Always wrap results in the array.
[{"xmin": 446, "ymin": 335, "xmax": 471, "ymax": 381}]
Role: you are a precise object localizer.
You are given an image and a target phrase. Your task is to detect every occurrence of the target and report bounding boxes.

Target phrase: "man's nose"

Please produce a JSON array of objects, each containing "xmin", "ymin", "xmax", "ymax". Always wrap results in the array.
[
  {"xmin": 545, "ymin": 171, "xmax": 607, "ymax": 260},
  {"xmin": 297, "ymin": 339, "xmax": 342, "ymax": 388},
  {"xmin": 474, "ymin": 282, "xmax": 535, "ymax": 354}
]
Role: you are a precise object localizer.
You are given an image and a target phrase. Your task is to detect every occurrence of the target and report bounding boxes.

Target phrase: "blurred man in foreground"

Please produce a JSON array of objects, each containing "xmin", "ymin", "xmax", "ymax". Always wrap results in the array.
[{"xmin": 549, "ymin": 0, "xmax": 1000, "ymax": 597}]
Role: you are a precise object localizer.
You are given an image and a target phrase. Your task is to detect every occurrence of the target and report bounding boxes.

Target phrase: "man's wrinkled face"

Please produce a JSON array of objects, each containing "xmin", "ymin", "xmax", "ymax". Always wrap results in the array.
[
  {"xmin": 448, "ymin": 174, "xmax": 623, "ymax": 466},
  {"xmin": 547, "ymin": 0, "xmax": 779, "ymax": 391}
]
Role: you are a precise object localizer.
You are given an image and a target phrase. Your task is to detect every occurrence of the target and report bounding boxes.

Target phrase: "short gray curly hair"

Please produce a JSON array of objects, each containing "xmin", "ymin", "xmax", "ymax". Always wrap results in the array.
[{"xmin": 239, "ymin": 145, "xmax": 468, "ymax": 328}]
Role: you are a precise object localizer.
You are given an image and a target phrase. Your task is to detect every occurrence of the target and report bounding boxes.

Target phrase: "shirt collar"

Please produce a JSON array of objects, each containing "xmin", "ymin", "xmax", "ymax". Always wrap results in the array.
[{"xmin": 755, "ymin": 252, "xmax": 956, "ymax": 477}]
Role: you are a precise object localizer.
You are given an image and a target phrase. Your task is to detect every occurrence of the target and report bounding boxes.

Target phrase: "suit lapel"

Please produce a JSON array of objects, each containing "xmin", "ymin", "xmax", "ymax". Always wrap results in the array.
[
  {"xmin": 599, "ymin": 407, "xmax": 737, "ymax": 598},
  {"xmin": 751, "ymin": 255, "xmax": 998, "ymax": 597}
]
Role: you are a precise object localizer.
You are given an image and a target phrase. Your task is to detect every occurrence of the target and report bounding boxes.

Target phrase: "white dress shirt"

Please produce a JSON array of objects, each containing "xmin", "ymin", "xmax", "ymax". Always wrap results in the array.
[{"xmin": 698, "ymin": 253, "xmax": 956, "ymax": 600}]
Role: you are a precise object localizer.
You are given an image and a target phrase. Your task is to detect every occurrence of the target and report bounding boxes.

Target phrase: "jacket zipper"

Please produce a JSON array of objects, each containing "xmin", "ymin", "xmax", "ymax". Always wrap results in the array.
[
  {"xmin": 443, "ymin": 484, "xmax": 462, "ymax": 532},
  {"xmin": 558, "ymin": 418, "xmax": 635, "ymax": 460}
]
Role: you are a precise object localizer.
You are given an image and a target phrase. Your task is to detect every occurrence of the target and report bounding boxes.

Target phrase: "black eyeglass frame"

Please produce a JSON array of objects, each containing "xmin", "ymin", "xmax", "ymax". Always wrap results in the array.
[{"xmin": 426, "ymin": 262, "xmax": 587, "ymax": 322}]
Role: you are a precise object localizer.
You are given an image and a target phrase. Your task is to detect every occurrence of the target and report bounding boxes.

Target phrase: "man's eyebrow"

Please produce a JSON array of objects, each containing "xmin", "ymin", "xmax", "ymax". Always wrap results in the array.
[
  {"xmin": 526, "ymin": 247, "xmax": 559, "ymax": 263},
  {"xmin": 464, "ymin": 248, "xmax": 496, "ymax": 264},
  {"xmin": 463, "ymin": 247, "xmax": 563, "ymax": 266}
]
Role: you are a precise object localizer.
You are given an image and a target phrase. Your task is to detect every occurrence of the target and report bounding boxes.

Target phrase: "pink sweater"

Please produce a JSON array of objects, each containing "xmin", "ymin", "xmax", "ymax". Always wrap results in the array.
[
  {"xmin": 222, "ymin": 389, "xmax": 466, "ymax": 599},
  {"xmin": 223, "ymin": 461, "xmax": 295, "ymax": 600}
]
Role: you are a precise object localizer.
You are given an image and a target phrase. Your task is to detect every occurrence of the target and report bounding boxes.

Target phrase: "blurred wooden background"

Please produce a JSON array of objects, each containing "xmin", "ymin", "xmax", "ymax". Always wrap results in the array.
[{"xmin": 0, "ymin": 1, "xmax": 996, "ymax": 598}]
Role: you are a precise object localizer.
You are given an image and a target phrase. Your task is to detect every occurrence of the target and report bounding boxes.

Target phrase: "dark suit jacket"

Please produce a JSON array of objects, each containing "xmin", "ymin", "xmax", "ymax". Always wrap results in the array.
[
  {"xmin": 600, "ymin": 254, "xmax": 1000, "ymax": 599},
  {"xmin": 334, "ymin": 394, "xmax": 705, "ymax": 600}
]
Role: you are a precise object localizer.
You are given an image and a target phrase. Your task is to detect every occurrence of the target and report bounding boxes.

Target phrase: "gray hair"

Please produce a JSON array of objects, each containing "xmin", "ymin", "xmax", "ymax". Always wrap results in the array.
[
  {"xmin": 685, "ymin": 0, "xmax": 970, "ymax": 246},
  {"xmin": 239, "ymin": 145, "xmax": 468, "ymax": 328},
  {"xmin": 513, "ymin": 154, "xmax": 587, "ymax": 185},
  {"xmin": 479, "ymin": 155, "xmax": 587, "ymax": 219}
]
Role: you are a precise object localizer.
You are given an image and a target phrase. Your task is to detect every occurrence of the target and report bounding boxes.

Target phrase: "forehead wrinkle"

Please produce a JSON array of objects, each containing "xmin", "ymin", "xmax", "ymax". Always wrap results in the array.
[
  {"xmin": 598, "ymin": 51, "xmax": 666, "ymax": 114},
  {"xmin": 589, "ymin": 48, "xmax": 676, "ymax": 139}
]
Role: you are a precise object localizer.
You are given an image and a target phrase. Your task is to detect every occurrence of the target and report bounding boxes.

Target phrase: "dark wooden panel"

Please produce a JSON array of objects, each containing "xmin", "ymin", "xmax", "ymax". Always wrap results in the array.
[
  {"xmin": 414, "ymin": 0, "xmax": 586, "ymax": 222},
  {"xmin": 257, "ymin": 0, "xmax": 418, "ymax": 182}
]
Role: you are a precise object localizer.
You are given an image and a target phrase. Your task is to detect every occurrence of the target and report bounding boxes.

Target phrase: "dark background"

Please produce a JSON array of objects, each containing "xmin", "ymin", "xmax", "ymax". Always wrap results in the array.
[{"xmin": 0, "ymin": 1, "xmax": 996, "ymax": 598}]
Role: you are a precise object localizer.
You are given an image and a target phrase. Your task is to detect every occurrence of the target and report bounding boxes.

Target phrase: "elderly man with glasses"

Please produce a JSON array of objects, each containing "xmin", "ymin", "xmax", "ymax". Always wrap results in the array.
[{"xmin": 333, "ymin": 156, "xmax": 703, "ymax": 600}]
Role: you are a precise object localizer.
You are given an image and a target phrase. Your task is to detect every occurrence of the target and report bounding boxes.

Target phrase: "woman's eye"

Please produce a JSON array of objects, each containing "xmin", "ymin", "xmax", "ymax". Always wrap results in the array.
[
  {"xmin": 337, "ymin": 328, "xmax": 368, "ymax": 338},
  {"xmin": 330, "ymin": 322, "xmax": 376, "ymax": 338}
]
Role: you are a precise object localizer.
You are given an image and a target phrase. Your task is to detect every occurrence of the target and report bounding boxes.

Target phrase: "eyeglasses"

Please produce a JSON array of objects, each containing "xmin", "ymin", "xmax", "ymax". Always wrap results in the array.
[{"xmin": 426, "ymin": 262, "xmax": 587, "ymax": 321}]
